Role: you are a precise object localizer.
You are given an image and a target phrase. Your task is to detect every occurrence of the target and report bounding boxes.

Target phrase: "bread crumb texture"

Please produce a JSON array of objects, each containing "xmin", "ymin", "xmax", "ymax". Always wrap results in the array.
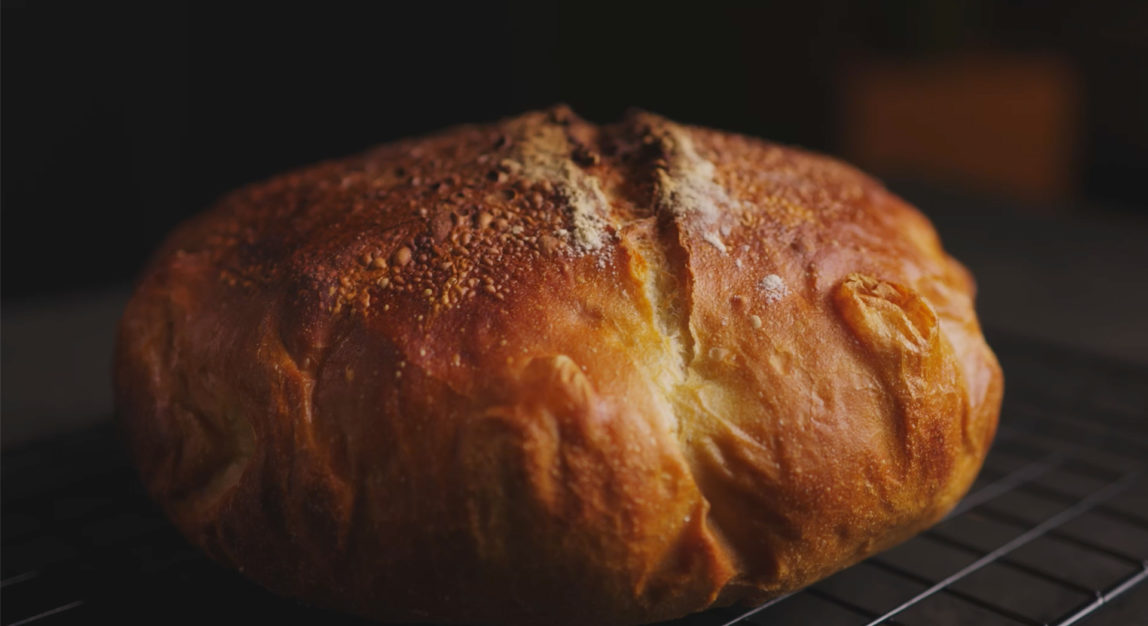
[{"xmin": 116, "ymin": 105, "xmax": 1003, "ymax": 626}]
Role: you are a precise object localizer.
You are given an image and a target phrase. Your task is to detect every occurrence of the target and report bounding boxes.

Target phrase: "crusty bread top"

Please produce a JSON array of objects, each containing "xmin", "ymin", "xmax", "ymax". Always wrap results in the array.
[{"xmin": 116, "ymin": 105, "xmax": 1002, "ymax": 625}]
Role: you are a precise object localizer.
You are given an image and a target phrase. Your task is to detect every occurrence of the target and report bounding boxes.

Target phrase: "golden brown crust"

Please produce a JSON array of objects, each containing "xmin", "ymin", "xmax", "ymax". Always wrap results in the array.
[{"xmin": 115, "ymin": 105, "xmax": 1002, "ymax": 624}]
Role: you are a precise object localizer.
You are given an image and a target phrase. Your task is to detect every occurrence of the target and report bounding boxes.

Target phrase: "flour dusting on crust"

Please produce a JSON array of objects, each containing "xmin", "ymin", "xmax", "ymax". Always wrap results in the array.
[
  {"xmin": 758, "ymin": 274, "xmax": 789, "ymax": 303},
  {"xmin": 503, "ymin": 115, "xmax": 609, "ymax": 252},
  {"xmin": 557, "ymin": 161, "xmax": 609, "ymax": 251},
  {"xmin": 642, "ymin": 118, "xmax": 738, "ymax": 253},
  {"xmin": 702, "ymin": 232, "xmax": 728, "ymax": 253}
]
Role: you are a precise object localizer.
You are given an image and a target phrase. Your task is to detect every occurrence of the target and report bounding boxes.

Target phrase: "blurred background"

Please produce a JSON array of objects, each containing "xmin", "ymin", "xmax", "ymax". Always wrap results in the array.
[{"xmin": 3, "ymin": 1, "xmax": 1147, "ymax": 446}]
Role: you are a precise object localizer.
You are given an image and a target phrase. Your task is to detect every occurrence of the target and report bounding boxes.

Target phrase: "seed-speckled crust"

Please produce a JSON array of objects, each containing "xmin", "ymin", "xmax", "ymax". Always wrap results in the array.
[{"xmin": 115, "ymin": 106, "xmax": 1002, "ymax": 625}]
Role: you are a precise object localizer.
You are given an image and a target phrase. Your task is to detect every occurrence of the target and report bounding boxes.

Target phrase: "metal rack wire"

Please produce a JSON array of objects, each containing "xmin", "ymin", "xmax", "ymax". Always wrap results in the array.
[{"xmin": 3, "ymin": 334, "xmax": 1146, "ymax": 625}]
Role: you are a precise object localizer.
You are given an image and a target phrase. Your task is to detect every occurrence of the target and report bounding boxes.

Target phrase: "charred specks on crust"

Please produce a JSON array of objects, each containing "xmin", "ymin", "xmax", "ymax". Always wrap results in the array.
[{"xmin": 195, "ymin": 106, "xmax": 768, "ymax": 323}]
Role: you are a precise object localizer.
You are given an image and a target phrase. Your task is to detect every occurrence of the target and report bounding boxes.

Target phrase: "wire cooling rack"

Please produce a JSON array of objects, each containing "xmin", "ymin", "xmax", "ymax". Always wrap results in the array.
[{"xmin": 3, "ymin": 334, "xmax": 1146, "ymax": 625}]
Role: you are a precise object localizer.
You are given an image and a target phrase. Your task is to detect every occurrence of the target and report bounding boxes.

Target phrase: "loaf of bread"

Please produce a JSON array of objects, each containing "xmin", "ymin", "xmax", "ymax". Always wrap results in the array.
[{"xmin": 116, "ymin": 106, "xmax": 1003, "ymax": 625}]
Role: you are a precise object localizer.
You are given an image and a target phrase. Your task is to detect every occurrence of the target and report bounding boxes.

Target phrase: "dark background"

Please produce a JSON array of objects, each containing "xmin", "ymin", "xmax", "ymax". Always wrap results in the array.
[
  {"xmin": 3, "ymin": 1, "xmax": 1147, "ymax": 445},
  {"xmin": 4, "ymin": 1, "xmax": 1148, "ymax": 299}
]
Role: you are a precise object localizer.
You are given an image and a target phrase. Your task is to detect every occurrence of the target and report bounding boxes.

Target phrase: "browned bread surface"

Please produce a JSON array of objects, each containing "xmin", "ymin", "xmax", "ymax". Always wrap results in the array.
[{"xmin": 115, "ymin": 106, "xmax": 1002, "ymax": 625}]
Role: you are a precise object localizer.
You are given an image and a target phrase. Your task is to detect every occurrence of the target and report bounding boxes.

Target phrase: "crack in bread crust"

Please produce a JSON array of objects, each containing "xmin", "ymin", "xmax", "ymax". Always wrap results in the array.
[{"xmin": 608, "ymin": 113, "xmax": 759, "ymax": 602}]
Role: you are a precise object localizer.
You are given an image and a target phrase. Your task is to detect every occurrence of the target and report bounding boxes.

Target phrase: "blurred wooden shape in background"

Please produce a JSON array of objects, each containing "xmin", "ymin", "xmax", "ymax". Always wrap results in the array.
[{"xmin": 840, "ymin": 53, "xmax": 1081, "ymax": 205}]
